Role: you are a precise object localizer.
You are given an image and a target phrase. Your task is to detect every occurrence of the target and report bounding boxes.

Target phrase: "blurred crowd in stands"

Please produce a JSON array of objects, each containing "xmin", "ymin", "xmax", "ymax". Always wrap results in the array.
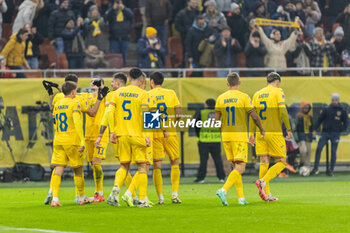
[{"xmin": 0, "ymin": 0, "xmax": 350, "ymax": 77}]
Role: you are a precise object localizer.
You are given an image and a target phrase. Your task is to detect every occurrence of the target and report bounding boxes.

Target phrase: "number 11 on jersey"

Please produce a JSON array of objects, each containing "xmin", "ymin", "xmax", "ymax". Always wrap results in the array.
[{"xmin": 225, "ymin": 106, "xmax": 235, "ymax": 126}]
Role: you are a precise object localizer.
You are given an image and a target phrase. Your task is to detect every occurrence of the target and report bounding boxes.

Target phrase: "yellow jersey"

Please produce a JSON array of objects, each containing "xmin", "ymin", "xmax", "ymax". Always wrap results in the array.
[
  {"xmin": 215, "ymin": 90, "xmax": 254, "ymax": 142},
  {"xmin": 53, "ymin": 97, "xmax": 82, "ymax": 146},
  {"xmin": 252, "ymin": 85, "xmax": 286, "ymax": 135},
  {"xmin": 109, "ymin": 85, "xmax": 150, "ymax": 137},
  {"xmin": 148, "ymin": 87, "xmax": 181, "ymax": 138},
  {"xmin": 81, "ymin": 92, "xmax": 107, "ymax": 140}
]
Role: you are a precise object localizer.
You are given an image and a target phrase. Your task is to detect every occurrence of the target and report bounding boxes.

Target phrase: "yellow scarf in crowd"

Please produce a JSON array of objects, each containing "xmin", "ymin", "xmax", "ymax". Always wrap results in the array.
[
  {"xmin": 92, "ymin": 20, "xmax": 101, "ymax": 37},
  {"xmin": 26, "ymin": 41, "xmax": 33, "ymax": 57},
  {"xmin": 116, "ymin": 10, "xmax": 124, "ymax": 22}
]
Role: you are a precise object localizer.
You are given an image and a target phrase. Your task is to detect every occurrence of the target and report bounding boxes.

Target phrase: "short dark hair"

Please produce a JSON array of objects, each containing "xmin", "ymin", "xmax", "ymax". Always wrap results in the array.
[
  {"xmin": 267, "ymin": 72, "xmax": 281, "ymax": 83},
  {"xmin": 227, "ymin": 72, "xmax": 240, "ymax": 86},
  {"xmin": 205, "ymin": 98, "xmax": 216, "ymax": 109},
  {"xmin": 129, "ymin": 68, "xmax": 144, "ymax": 80},
  {"xmin": 65, "ymin": 73, "xmax": 78, "ymax": 83},
  {"xmin": 62, "ymin": 81, "xmax": 77, "ymax": 95},
  {"xmin": 196, "ymin": 15, "xmax": 204, "ymax": 21},
  {"xmin": 16, "ymin": 29, "xmax": 28, "ymax": 43},
  {"xmin": 150, "ymin": 72, "xmax": 164, "ymax": 85},
  {"xmin": 221, "ymin": 26, "xmax": 231, "ymax": 32},
  {"xmin": 113, "ymin": 72, "xmax": 127, "ymax": 84}
]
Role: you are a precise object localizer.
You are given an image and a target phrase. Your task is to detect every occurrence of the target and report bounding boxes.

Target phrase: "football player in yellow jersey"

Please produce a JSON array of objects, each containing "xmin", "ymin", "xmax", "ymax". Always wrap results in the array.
[
  {"xmin": 215, "ymin": 73, "xmax": 265, "ymax": 206},
  {"xmin": 105, "ymin": 68, "xmax": 152, "ymax": 208},
  {"xmin": 81, "ymin": 77, "xmax": 110, "ymax": 203},
  {"xmin": 49, "ymin": 81, "xmax": 92, "ymax": 207},
  {"xmin": 44, "ymin": 74, "xmax": 107, "ymax": 205},
  {"xmin": 251, "ymin": 72, "xmax": 292, "ymax": 202},
  {"xmin": 148, "ymin": 72, "xmax": 182, "ymax": 204}
]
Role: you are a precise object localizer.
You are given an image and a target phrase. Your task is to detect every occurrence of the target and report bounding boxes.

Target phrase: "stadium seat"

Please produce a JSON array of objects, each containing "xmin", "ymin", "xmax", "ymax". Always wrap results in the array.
[
  {"xmin": 24, "ymin": 72, "xmax": 43, "ymax": 78},
  {"xmin": 0, "ymin": 38, "xmax": 8, "ymax": 51},
  {"xmin": 39, "ymin": 43, "xmax": 56, "ymax": 66},
  {"xmin": 56, "ymin": 53, "xmax": 68, "ymax": 69},
  {"xmin": 203, "ymin": 71, "xmax": 217, "ymax": 77},
  {"xmin": 1, "ymin": 23, "xmax": 12, "ymax": 40},
  {"xmin": 167, "ymin": 37, "xmax": 182, "ymax": 68},
  {"xmin": 105, "ymin": 53, "xmax": 124, "ymax": 68}
]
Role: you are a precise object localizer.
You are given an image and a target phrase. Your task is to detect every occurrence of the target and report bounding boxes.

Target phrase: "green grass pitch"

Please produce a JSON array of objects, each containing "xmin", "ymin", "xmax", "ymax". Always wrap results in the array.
[{"xmin": 0, "ymin": 173, "xmax": 350, "ymax": 233}]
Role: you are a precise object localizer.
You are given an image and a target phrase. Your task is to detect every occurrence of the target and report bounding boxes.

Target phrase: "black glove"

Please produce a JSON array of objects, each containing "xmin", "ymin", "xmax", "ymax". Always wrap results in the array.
[
  {"xmin": 42, "ymin": 80, "xmax": 53, "ymax": 95},
  {"xmin": 97, "ymin": 86, "xmax": 109, "ymax": 101}
]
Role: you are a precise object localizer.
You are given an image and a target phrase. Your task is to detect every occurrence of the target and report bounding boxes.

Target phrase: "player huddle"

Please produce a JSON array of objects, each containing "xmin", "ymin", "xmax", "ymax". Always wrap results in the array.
[{"xmin": 42, "ymin": 68, "xmax": 291, "ymax": 208}]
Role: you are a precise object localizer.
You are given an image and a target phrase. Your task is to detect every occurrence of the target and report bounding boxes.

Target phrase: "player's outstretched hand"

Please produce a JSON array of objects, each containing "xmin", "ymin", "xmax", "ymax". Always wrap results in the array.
[
  {"xmin": 110, "ymin": 132, "xmax": 118, "ymax": 144},
  {"xmin": 95, "ymin": 136, "xmax": 102, "ymax": 148},
  {"xmin": 145, "ymin": 137, "xmax": 151, "ymax": 147},
  {"xmin": 79, "ymin": 145, "xmax": 85, "ymax": 153},
  {"xmin": 249, "ymin": 136, "xmax": 255, "ymax": 147},
  {"xmin": 286, "ymin": 130, "xmax": 293, "ymax": 139}
]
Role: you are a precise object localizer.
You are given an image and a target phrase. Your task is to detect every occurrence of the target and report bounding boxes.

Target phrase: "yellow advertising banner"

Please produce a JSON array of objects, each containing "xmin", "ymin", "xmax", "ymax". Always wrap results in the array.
[{"xmin": 0, "ymin": 77, "xmax": 349, "ymax": 167}]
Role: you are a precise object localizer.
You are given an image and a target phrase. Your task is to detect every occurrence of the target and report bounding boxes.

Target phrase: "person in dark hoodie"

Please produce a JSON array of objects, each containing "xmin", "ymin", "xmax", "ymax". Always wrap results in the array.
[
  {"xmin": 296, "ymin": 101, "xmax": 313, "ymax": 170},
  {"xmin": 311, "ymin": 93, "xmax": 348, "ymax": 177},
  {"xmin": 336, "ymin": 4, "xmax": 350, "ymax": 48},
  {"xmin": 24, "ymin": 24, "xmax": 44, "ymax": 69},
  {"xmin": 48, "ymin": 0, "xmax": 77, "ymax": 54},
  {"xmin": 213, "ymin": 26, "xmax": 242, "ymax": 77},
  {"xmin": 244, "ymin": 31, "xmax": 267, "ymax": 77},
  {"xmin": 62, "ymin": 18, "xmax": 87, "ymax": 69},
  {"xmin": 326, "ymin": 0, "xmax": 350, "ymax": 32},
  {"xmin": 106, "ymin": 0, "xmax": 134, "ymax": 65},
  {"xmin": 226, "ymin": 3, "xmax": 248, "ymax": 48},
  {"xmin": 185, "ymin": 15, "xmax": 215, "ymax": 70}
]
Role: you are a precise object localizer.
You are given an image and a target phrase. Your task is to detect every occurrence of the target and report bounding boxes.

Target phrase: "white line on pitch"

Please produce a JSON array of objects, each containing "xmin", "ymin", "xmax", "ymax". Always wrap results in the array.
[{"xmin": 0, "ymin": 225, "xmax": 82, "ymax": 233}]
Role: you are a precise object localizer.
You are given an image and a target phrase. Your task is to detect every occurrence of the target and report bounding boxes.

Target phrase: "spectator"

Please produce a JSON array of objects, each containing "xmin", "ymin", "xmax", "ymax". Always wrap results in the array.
[
  {"xmin": 0, "ymin": 56, "xmax": 14, "ymax": 78},
  {"xmin": 24, "ymin": 24, "xmax": 43, "ymax": 69},
  {"xmin": 62, "ymin": 18, "xmax": 86, "ymax": 69},
  {"xmin": 197, "ymin": 33, "xmax": 216, "ymax": 68},
  {"xmin": 331, "ymin": 26, "xmax": 346, "ymax": 71},
  {"xmin": 303, "ymin": 0, "xmax": 321, "ymax": 36},
  {"xmin": 282, "ymin": 0, "xmax": 297, "ymax": 21},
  {"xmin": 226, "ymin": 3, "xmax": 248, "ymax": 48},
  {"xmin": 296, "ymin": 101, "xmax": 313, "ymax": 171},
  {"xmin": 80, "ymin": 0, "xmax": 96, "ymax": 19},
  {"xmin": 0, "ymin": 0, "xmax": 7, "ymax": 38},
  {"xmin": 309, "ymin": 27, "xmax": 336, "ymax": 75},
  {"xmin": 12, "ymin": 0, "xmax": 39, "ymax": 34},
  {"xmin": 261, "ymin": 0, "xmax": 277, "ymax": 19},
  {"xmin": 287, "ymin": 34, "xmax": 312, "ymax": 76},
  {"xmin": 175, "ymin": 0, "xmax": 200, "ymax": 66},
  {"xmin": 248, "ymin": 1, "xmax": 268, "ymax": 23},
  {"xmin": 137, "ymin": 27, "xmax": 166, "ymax": 68},
  {"xmin": 269, "ymin": 6, "xmax": 292, "ymax": 40},
  {"xmin": 216, "ymin": 0, "xmax": 233, "ymax": 15},
  {"xmin": 48, "ymin": 0, "xmax": 77, "ymax": 54},
  {"xmin": 106, "ymin": 0, "xmax": 134, "ymax": 66},
  {"xmin": 311, "ymin": 93, "xmax": 348, "ymax": 177},
  {"xmin": 0, "ymin": 29, "xmax": 30, "ymax": 78},
  {"xmin": 171, "ymin": 0, "xmax": 187, "ymax": 21},
  {"xmin": 84, "ymin": 5, "xmax": 109, "ymax": 53},
  {"xmin": 295, "ymin": 0, "xmax": 306, "ymax": 24},
  {"xmin": 146, "ymin": 0, "xmax": 172, "ymax": 53},
  {"xmin": 257, "ymin": 25, "xmax": 298, "ymax": 69},
  {"xmin": 193, "ymin": 98, "xmax": 225, "ymax": 184},
  {"xmin": 341, "ymin": 44, "xmax": 350, "ymax": 76},
  {"xmin": 244, "ymin": 31, "xmax": 267, "ymax": 77},
  {"xmin": 326, "ymin": 0, "xmax": 350, "ymax": 32},
  {"xmin": 336, "ymin": 5, "xmax": 350, "ymax": 48},
  {"xmin": 202, "ymin": 0, "xmax": 227, "ymax": 33},
  {"xmin": 85, "ymin": 45, "xmax": 108, "ymax": 68},
  {"xmin": 213, "ymin": 26, "xmax": 241, "ymax": 77},
  {"xmin": 185, "ymin": 15, "xmax": 215, "ymax": 69}
]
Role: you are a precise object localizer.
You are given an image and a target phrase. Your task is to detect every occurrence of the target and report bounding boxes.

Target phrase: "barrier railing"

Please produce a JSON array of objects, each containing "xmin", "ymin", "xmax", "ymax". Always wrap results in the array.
[{"xmin": 2, "ymin": 67, "xmax": 350, "ymax": 78}]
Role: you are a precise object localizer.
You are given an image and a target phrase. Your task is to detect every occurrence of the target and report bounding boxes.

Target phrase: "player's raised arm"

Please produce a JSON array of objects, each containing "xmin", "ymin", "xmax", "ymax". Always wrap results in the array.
[
  {"xmin": 72, "ymin": 104, "xmax": 85, "ymax": 153},
  {"xmin": 107, "ymin": 95, "xmax": 117, "ymax": 143}
]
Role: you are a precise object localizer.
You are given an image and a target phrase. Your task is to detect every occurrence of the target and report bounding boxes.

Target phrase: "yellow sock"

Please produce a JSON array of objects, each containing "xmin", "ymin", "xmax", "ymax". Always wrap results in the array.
[
  {"xmin": 74, "ymin": 175, "xmax": 85, "ymax": 197},
  {"xmin": 234, "ymin": 171, "xmax": 244, "ymax": 199},
  {"xmin": 124, "ymin": 173, "xmax": 136, "ymax": 197},
  {"xmin": 259, "ymin": 163, "xmax": 270, "ymax": 195},
  {"xmin": 73, "ymin": 174, "xmax": 80, "ymax": 196},
  {"xmin": 128, "ymin": 172, "xmax": 140, "ymax": 195},
  {"xmin": 171, "ymin": 165, "xmax": 180, "ymax": 193},
  {"xmin": 222, "ymin": 169, "xmax": 239, "ymax": 192},
  {"xmin": 93, "ymin": 163, "xmax": 104, "ymax": 192},
  {"xmin": 49, "ymin": 168, "xmax": 55, "ymax": 190},
  {"xmin": 153, "ymin": 168, "xmax": 163, "ymax": 196},
  {"xmin": 262, "ymin": 162, "xmax": 286, "ymax": 183},
  {"xmin": 114, "ymin": 167, "xmax": 127, "ymax": 188},
  {"xmin": 51, "ymin": 173, "xmax": 61, "ymax": 198},
  {"xmin": 138, "ymin": 171, "xmax": 148, "ymax": 201}
]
